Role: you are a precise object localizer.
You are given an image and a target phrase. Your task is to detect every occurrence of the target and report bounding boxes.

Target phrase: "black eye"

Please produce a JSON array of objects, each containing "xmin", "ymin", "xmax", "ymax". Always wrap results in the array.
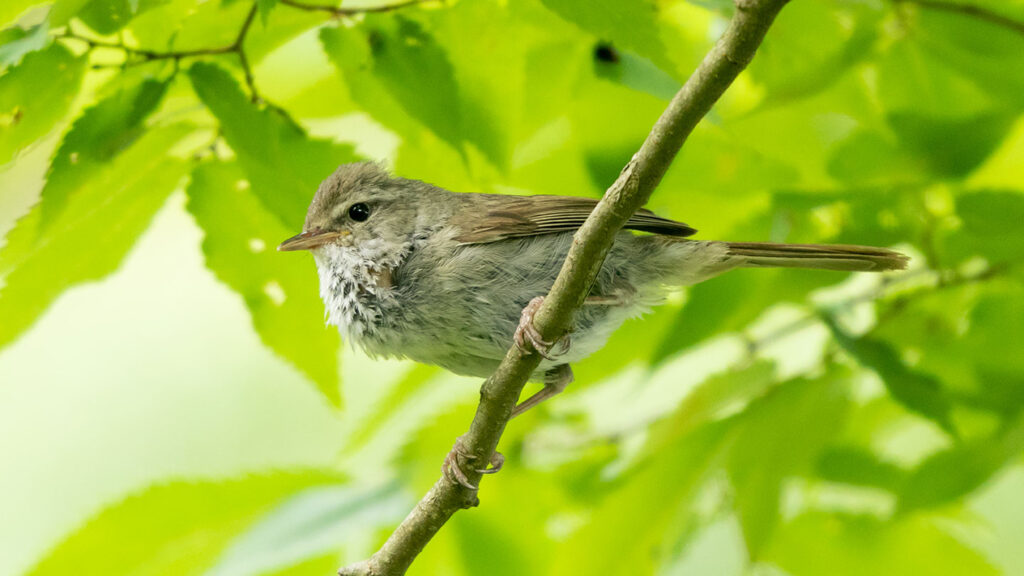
[{"xmin": 348, "ymin": 202, "xmax": 370, "ymax": 222}]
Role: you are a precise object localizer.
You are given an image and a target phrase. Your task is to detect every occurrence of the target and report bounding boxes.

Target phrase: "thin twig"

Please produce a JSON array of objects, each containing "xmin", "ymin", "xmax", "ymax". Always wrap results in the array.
[
  {"xmin": 278, "ymin": 0, "xmax": 424, "ymax": 16},
  {"xmin": 892, "ymin": 0, "xmax": 1024, "ymax": 35},
  {"xmin": 59, "ymin": 3, "xmax": 261, "ymax": 100},
  {"xmin": 335, "ymin": 0, "xmax": 793, "ymax": 574}
]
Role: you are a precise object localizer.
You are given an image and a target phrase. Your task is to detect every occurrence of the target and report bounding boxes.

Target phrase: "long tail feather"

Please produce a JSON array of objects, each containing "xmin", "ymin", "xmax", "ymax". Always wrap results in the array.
[{"xmin": 726, "ymin": 242, "xmax": 909, "ymax": 272}]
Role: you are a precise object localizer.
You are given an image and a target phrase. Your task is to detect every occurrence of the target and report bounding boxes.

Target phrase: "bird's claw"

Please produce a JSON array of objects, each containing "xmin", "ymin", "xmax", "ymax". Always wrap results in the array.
[
  {"xmin": 514, "ymin": 296, "xmax": 570, "ymax": 360},
  {"xmin": 441, "ymin": 435, "xmax": 504, "ymax": 490}
]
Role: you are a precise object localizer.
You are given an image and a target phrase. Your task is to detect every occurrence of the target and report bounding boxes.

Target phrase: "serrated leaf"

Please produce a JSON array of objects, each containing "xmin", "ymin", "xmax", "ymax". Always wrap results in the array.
[
  {"xmin": 186, "ymin": 161, "xmax": 342, "ymax": 406},
  {"xmin": 0, "ymin": 22, "xmax": 51, "ymax": 68},
  {"xmin": 0, "ymin": 0, "xmax": 46, "ymax": 28},
  {"xmin": 319, "ymin": 17, "xmax": 471, "ymax": 163},
  {"xmin": 825, "ymin": 317, "xmax": 957, "ymax": 436},
  {"xmin": 78, "ymin": 0, "xmax": 167, "ymax": 35},
  {"xmin": 206, "ymin": 482, "xmax": 408, "ymax": 576},
  {"xmin": 0, "ymin": 42, "xmax": 86, "ymax": 165},
  {"xmin": 26, "ymin": 471, "xmax": 342, "ymax": 576},
  {"xmin": 188, "ymin": 62, "xmax": 360, "ymax": 227},
  {"xmin": 0, "ymin": 124, "xmax": 191, "ymax": 351},
  {"xmin": 35, "ymin": 77, "xmax": 171, "ymax": 228},
  {"xmin": 539, "ymin": 0, "xmax": 678, "ymax": 81}
]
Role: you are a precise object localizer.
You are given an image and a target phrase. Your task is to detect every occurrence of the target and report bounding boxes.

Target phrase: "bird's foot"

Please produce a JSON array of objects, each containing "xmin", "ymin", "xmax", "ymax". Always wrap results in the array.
[
  {"xmin": 441, "ymin": 435, "xmax": 505, "ymax": 490},
  {"xmin": 514, "ymin": 296, "xmax": 571, "ymax": 360},
  {"xmin": 511, "ymin": 364, "xmax": 575, "ymax": 418}
]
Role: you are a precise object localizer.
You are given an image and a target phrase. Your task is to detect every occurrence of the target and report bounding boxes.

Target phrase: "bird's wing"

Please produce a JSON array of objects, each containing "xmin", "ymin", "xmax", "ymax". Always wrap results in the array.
[{"xmin": 451, "ymin": 194, "xmax": 696, "ymax": 244}]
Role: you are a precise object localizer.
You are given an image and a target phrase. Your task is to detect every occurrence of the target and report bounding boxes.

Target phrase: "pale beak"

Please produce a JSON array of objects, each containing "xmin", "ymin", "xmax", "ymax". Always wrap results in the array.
[{"xmin": 277, "ymin": 229, "xmax": 350, "ymax": 251}]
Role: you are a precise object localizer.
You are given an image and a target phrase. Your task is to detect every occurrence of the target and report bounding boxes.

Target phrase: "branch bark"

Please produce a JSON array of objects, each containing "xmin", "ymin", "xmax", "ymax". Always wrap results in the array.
[{"xmin": 338, "ymin": 0, "xmax": 792, "ymax": 573}]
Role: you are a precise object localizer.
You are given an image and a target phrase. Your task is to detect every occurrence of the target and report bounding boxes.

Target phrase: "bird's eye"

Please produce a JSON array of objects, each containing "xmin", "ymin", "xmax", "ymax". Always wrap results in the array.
[{"xmin": 348, "ymin": 202, "xmax": 370, "ymax": 222}]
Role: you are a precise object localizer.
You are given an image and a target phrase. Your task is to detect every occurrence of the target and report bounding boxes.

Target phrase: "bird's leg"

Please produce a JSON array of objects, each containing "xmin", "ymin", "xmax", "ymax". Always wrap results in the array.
[
  {"xmin": 511, "ymin": 364, "xmax": 574, "ymax": 418},
  {"xmin": 441, "ymin": 434, "xmax": 505, "ymax": 490},
  {"xmin": 513, "ymin": 296, "xmax": 570, "ymax": 359}
]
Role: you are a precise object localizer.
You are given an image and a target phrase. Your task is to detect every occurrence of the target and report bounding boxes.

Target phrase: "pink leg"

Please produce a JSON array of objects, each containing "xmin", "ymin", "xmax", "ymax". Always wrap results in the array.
[
  {"xmin": 441, "ymin": 434, "xmax": 505, "ymax": 490},
  {"xmin": 511, "ymin": 364, "xmax": 574, "ymax": 418},
  {"xmin": 513, "ymin": 296, "xmax": 570, "ymax": 360}
]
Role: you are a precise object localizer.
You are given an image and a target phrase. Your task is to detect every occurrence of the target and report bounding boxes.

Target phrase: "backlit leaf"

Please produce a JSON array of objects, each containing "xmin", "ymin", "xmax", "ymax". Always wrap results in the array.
[
  {"xmin": 27, "ymin": 471, "xmax": 342, "ymax": 576},
  {"xmin": 0, "ymin": 42, "xmax": 86, "ymax": 165},
  {"xmin": 0, "ymin": 124, "xmax": 191, "ymax": 351},
  {"xmin": 186, "ymin": 161, "xmax": 343, "ymax": 406}
]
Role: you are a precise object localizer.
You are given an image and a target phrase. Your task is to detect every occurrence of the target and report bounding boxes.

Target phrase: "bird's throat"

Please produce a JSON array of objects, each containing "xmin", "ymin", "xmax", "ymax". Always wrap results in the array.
[{"xmin": 312, "ymin": 241, "xmax": 404, "ymax": 341}]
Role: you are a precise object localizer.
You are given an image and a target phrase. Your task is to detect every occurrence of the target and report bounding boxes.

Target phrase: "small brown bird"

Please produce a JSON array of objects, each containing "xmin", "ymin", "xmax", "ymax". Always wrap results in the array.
[{"xmin": 280, "ymin": 162, "xmax": 908, "ymax": 421}]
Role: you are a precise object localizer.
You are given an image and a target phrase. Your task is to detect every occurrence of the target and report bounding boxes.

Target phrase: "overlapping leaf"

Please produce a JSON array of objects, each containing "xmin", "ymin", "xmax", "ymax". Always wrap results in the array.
[
  {"xmin": 189, "ymin": 62, "xmax": 360, "ymax": 227},
  {"xmin": 36, "ymin": 76, "xmax": 171, "ymax": 228},
  {"xmin": 186, "ymin": 161, "xmax": 343, "ymax": 406},
  {"xmin": 0, "ymin": 42, "xmax": 85, "ymax": 164},
  {"xmin": 0, "ymin": 124, "xmax": 190, "ymax": 351}
]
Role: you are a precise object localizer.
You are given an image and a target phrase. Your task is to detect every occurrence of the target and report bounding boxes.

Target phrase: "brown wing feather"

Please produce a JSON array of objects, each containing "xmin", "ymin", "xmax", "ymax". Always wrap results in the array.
[{"xmin": 452, "ymin": 194, "xmax": 696, "ymax": 244}]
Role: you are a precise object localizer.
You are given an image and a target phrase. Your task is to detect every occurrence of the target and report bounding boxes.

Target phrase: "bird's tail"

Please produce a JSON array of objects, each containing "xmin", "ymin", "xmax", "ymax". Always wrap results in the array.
[{"xmin": 725, "ymin": 242, "xmax": 909, "ymax": 272}]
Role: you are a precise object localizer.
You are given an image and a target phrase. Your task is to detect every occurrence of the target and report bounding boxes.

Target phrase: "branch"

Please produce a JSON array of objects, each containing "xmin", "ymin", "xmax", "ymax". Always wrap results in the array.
[
  {"xmin": 892, "ymin": 0, "xmax": 1024, "ymax": 36},
  {"xmin": 336, "ymin": 0, "xmax": 793, "ymax": 574},
  {"xmin": 59, "ymin": 3, "xmax": 262, "ymax": 99}
]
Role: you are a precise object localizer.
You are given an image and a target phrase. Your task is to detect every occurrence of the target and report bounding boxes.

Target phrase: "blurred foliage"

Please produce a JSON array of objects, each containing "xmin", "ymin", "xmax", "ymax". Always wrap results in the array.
[{"xmin": 1, "ymin": 0, "xmax": 1023, "ymax": 574}]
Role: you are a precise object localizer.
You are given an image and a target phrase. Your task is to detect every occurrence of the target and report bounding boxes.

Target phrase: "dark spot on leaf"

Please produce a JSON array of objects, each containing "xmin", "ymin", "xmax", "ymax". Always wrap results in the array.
[{"xmin": 594, "ymin": 42, "xmax": 619, "ymax": 64}]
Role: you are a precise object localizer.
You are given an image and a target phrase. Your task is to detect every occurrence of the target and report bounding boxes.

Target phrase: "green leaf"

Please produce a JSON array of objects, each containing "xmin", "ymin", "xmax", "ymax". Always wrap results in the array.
[
  {"xmin": 765, "ymin": 512, "xmax": 999, "ymax": 576},
  {"xmin": 0, "ymin": 42, "xmax": 86, "ymax": 165},
  {"xmin": 320, "ymin": 16, "xmax": 483, "ymax": 164},
  {"xmin": 592, "ymin": 44, "xmax": 680, "ymax": 100},
  {"xmin": 188, "ymin": 62, "xmax": 360, "ymax": 227},
  {"xmin": 749, "ymin": 0, "xmax": 878, "ymax": 101},
  {"xmin": 0, "ymin": 124, "xmax": 190, "ymax": 351},
  {"xmin": 651, "ymin": 267, "xmax": 832, "ymax": 365},
  {"xmin": 257, "ymin": 0, "xmax": 277, "ymax": 24},
  {"xmin": 206, "ymin": 482, "xmax": 408, "ymax": 576},
  {"xmin": 539, "ymin": 0, "xmax": 679, "ymax": 81},
  {"xmin": 27, "ymin": 471, "xmax": 342, "ymax": 576},
  {"xmin": 36, "ymin": 77, "xmax": 171, "ymax": 228},
  {"xmin": 825, "ymin": 318, "xmax": 957, "ymax": 436},
  {"xmin": 76, "ymin": 0, "xmax": 147, "ymax": 34},
  {"xmin": 899, "ymin": 416, "xmax": 1024, "ymax": 512},
  {"xmin": 552, "ymin": 420, "xmax": 734, "ymax": 575},
  {"xmin": 944, "ymin": 190, "xmax": 1024, "ymax": 265},
  {"xmin": 887, "ymin": 111, "xmax": 1016, "ymax": 179},
  {"xmin": 186, "ymin": 161, "xmax": 343, "ymax": 406},
  {"xmin": 726, "ymin": 371, "xmax": 851, "ymax": 557},
  {"xmin": 0, "ymin": 21, "xmax": 51, "ymax": 68},
  {"xmin": 50, "ymin": 0, "xmax": 95, "ymax": 26},
  {"xmin": 342, "ymin": 363, "xmax": 442, "ymax": 456},
  {"xmin": 0, "ymin": 0, "xmax": 46, "ymax": 28},
  {"xmin": 816, "ymin": 446, "xmax": 909, "ymax": 492}
]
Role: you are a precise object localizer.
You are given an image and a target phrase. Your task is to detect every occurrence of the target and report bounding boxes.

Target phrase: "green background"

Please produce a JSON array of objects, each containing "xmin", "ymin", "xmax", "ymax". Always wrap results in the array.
[{"xmin": 2, "ymin": 0, "xmax": 1024, "ymax": 574}]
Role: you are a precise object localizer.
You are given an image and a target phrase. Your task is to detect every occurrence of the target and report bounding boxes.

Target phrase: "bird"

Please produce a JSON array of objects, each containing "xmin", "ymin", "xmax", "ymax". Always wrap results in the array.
[{"xmin": 279, "ymin": 162, "xmax": 908, "ymax": 486}]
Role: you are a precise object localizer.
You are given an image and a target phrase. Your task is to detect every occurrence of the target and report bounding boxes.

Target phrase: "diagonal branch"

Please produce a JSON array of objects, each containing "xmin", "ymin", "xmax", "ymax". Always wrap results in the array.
[{"xmin": 337, "ymin": 0, "xmax": 792, "ymax": 574}]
